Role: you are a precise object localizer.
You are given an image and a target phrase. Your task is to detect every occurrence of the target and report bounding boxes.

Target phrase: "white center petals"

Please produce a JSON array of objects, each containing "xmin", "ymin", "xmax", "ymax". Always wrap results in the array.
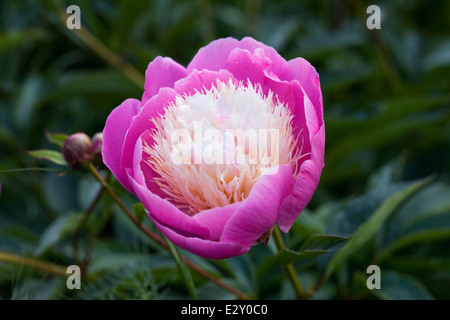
[{"xmin": 143, "ymin": 80, "xmax": 305, "ymax": 215}]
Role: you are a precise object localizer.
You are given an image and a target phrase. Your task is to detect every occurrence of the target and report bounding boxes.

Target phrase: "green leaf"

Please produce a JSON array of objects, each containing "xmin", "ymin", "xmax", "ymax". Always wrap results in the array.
[
  {"xmin": 323, "ymin": 95, "xmax": 448, "ymax": 184},
  {"xmin": 35, "ymin": 213, "xmax": 84, "ymax": 255},
  {"xmin": 379, "ymin": 182, "xmax": 450, "ymax": 261},
  {"xmin": 325, "ymin": 177, "xmax": 433, "ymax": 277},
  {"xmin": 299, "ymin": 234, "xmax": 350, "ymax": 252},
  {"xmin": 88, "ymin": 252, "xmax": 153, "ymax": 275},
  {"xmin": 318, "ymin": 182, "xmax": 410, "ymax": 260},
  {"xmin": 291, "ymin": 208, "xmax": 327, "ymax": 236},
  {"xmin": 276, "ymin": 248, "xmax": 329, "ymax": 264},
  {"xmin": 424, "ymin": 40, "xmax": 450, "ymax": 70},
  {"xmin": 28, "ymin": 150, "xmax": 67, "ymax": 166},
  {"xmin": 383, "ymin": 182, "xmax": 450, "ymax": 237},
  {"xmin": 0, "ymin": 224, "xmax": 39, "ymax": 254},
  {"xmin": 385, "ymin": 256, "xmax": 450, "ymax": 277},
  {"xmin": 228, "ymin": 255, "xmax": 257, "ymax": 296},
  {"xmin": 275, "ymin": 234, "xmax": 350, "ymax": 264},
  {"xmin": 44, "ymin": 130, "xmax": 68, "ymax": 148},
  {"xmin": 0, "ymin": 29, "xmax": 47, "ymax": 52},
  {"xmin": 379, "ymin": 214, "xmax": 450, "ymax": 262},
  {"xmin": 372, "ymin": 271, "xmax": 434, "ymax": 300},
  {"xmin": 367, "ymin": 156, "xmax": 406, "ymax": 191},
  {"xmin": 14, "ymin": 74, "xmax": 47, "ymax": 130}
]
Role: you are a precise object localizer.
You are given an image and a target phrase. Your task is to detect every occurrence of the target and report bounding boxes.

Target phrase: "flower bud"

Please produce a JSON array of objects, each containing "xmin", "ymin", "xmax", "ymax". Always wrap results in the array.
[
  {"xmin": 92, "ymin": 132, "xmax": 103, "ymax": 154},
  {"xmin": 91, "ymin": 132, "xmax": 105, "ymax": 168},
  {"xmin": 62, "ymin": 132, "xmax": 93, "ymax": 170}
]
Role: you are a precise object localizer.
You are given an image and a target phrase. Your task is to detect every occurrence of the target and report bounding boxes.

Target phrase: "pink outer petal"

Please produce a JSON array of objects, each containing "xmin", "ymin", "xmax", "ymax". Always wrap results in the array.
[
  {"xmin": 277, "ymin": 64, "xmax": 325, "ymax": 233},
  {"xmin": 278, "ymin": 122, "xmax": 325, "ymax": 233},
  {"xmin": 102, "ymin": 98, "xmax": 141, "ymax": 193},
  {"xmin": 120, "ymin": 88, "xmax": 178, "ymax": 189},
  {"xmin": 187, "ymin": 37, "xmax": 241, "ymax": 74},
  {"xmin": 289, "ymin": 81, "xmax": 311, "ymax": 161},
  {"xmin": 193, "ymin": 202, "xmax": 244, "ymax": 240},
  {"xmin": 151, "ymin": 219, "xmax": 250, "ymax": 259},
  {"xmin": 220, "ymin": 165, "xmax": 295, "ymax": 247},
  {"xmin": 187, "ymin": 37, "xmax": 290, "ymax": 77},
  {"xmin": 224, "ymin": 47, "xmax": 294, "ymax": 108},
  {"xmin": 141, "ymin": 57, "xmax": 187, "ymax": 105},
  {"xmin": 286, "ymin": 58, "xmax": 323, "ymax": 125},
  {"xmin": 129, "ymin": 173, "xmax": 212, "ymax": 239}
]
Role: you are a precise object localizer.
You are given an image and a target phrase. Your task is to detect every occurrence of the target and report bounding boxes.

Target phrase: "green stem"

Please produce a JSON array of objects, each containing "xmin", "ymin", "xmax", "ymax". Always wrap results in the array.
[
  {"xmin": 272, "ymin": 226, "xmax": 307, "ymax": 299},
  {"xmin": 87, "ymin": 163, "xmax": 167, "ymax": 248},
  {"xmin": 49, "ymin": 8, "xmax": 145, "ymax": 89},
  {"xmin": 87, "ymin": 163, "xmax": 252, "ymax": 300},
  {"xmin": 72, "ymin": 184, "xmax": 105, "ymax": 272},
  {"xmin": 0, "ymin": 251, "xmax": 67, "ymax": 277},
  {"xmin": 164, "ymin": 236, "xmax": 198, "ymax": 300}
]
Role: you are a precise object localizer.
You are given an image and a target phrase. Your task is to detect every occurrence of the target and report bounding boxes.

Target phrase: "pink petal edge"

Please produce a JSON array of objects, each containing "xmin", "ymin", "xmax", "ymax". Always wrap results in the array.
[
  {"xmin": 151, "ymin": 219, "xmax": 250, "ymax": 259},
  {"xmin": 187, "ymin": 37, "xmax": 290, "ymax": 77},
  {"xmin": 277, "ymin": 123, "xmax": 325, "ymax": 233},
  {"xmin": 120, "ymin": 87, "xmax": 178, "ymax": 186},
  {"xmin": 102, "ymin": 98, "xmax": 141, "ymax": 193},
  {"xmin": 141, "ymin": 56, "xmax": 187, "ymax": 105}
]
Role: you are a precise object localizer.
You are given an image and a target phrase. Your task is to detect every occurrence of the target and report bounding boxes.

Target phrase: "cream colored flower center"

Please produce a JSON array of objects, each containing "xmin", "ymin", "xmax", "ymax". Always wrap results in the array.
[{"xmin": 144, "ymin": 80, "xmax": 304, "ymax": 215}]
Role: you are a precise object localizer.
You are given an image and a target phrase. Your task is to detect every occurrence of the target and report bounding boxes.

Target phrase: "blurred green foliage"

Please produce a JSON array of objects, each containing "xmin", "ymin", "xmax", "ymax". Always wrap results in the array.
[{"xmin": 0, "ymin": 0, "xmax": 449, "ymax": 300}]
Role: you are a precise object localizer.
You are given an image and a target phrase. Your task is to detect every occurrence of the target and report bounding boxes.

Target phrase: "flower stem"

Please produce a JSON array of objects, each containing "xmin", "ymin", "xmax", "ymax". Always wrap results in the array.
[
  {"xmin": 87, "ymin": 163, "xmax": 252, "ymax": 300},
  {"xmin": 87, "ymin": 163, "xmax": 168, "ymax": 249},
  {"xmin": 72, "ymin": 183, "xmax": 105, "ymax": 272},
  {"xmin": 272, "ymin": 226, "xmax": 307, "ymax": 299},
  {"xmin": 164, "ymin": 236, "xmax": 198, "ymax": 300},
  {"xmin": 0, "ymin": 251, "xmax": 67, "ymax": 277},
  {"xmin": 67, "ymin": 24, "xmax": 145, "ymax": 89},
  {"xmin": 47, "ymin": 5, "xmax": 145, "ymax": 90}
]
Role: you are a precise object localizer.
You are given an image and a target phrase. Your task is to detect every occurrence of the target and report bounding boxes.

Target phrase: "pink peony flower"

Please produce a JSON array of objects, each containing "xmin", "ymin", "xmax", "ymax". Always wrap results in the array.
[{"xmin": 102, "ymin": 37, "xmax": 325, "ymax": 259}]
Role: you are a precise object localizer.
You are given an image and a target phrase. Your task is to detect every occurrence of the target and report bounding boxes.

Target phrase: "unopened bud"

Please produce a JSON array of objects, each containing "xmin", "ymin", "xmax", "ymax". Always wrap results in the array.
[
  {"xmin": 92, "ymin": 132, "xmax": 103, "ymax": 154},
  {"xmin": 91, "ymin": 132, "xmax": 104, "ymax": 168},
  {"xmin": 62, "ymin": 132, "xmax": 93, "ymax": 170}
]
